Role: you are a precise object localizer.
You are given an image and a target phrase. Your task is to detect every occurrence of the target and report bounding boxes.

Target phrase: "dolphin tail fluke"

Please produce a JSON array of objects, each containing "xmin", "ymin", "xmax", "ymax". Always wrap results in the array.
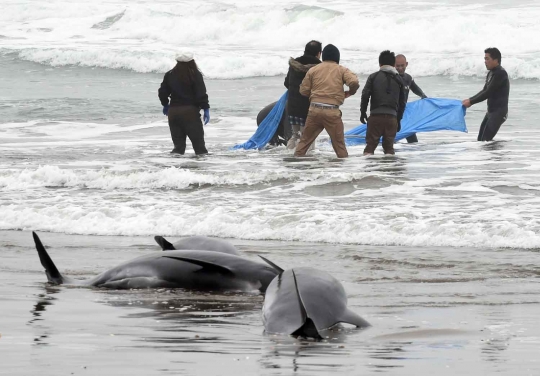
[
  {"xmin": 154, "ymin": 236, "xmax": 176, "ymax": 251},
  {"xmin": 339, "ymin": 309, "xmax": 371, "ymax": 328},
  {"xmin": 258, "ymin": 255, "xmax": 284, "ymax": 274},
  {"xmin": 32, "ymin": 232, "xmax": 64, "ymax": 285}
]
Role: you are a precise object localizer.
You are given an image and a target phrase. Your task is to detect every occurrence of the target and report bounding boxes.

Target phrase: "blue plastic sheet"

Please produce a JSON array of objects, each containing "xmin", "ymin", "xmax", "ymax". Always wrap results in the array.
[
  {"xmin": 232, "ymin": 91, "xmax": 288, "ymax": 150},
  {"xmin": 345, "ymin": 98, "xmax": 468, "ymax": 146}
]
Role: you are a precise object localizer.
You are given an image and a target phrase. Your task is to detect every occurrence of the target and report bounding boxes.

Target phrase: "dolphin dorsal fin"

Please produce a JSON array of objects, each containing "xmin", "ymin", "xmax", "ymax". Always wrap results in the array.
[
  {"xmin": 32, "ymin": 232, "xmax": 64, "ymax": 284},
  {"xmin": 154, "ymin": 236, "xmax": 176, "ymax": 251},
  {"xmin": 258, "ymin": 256, "xmax": 284, "ymax": 273},
  {"xmin": 291, "ymin": 269, "xmax": 307, "ymax": 321},
  {"xmin": 163, "ymin": 256, "xmax": 234, "ymax": 276}
]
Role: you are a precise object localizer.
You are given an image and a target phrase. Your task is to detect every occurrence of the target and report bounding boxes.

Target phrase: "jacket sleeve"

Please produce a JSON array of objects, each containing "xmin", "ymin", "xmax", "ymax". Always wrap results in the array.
[
  {"xmin": 397, "ymin": 82, "xmax": 406, "ymax": 121},
  {"xmin": 284, "ymin": 67, "xmax": 290, "ymax": 89},
  {"xmin": 299, "ymin": 70, "xmax": 312, "ymax": 97},
  {"xmin": 469, "ymin": 69, "xmax": 507, "ymax": 105},
  {"xmin": 158, "ymin": 72, "xmax": 171, "ymax": 106},
  {"xmin": 343, "ymin": 68, "xmax": 360, "ymax": 96},
  {"xmin": 410, "ymin": 79, "xmax": 427, "ymax": 98},
  {"xmin": 193, "ymin": 70, "xmax": 210, "ymax": 109},
  {"xmin": 360, "ymin": 74, "xmax": 372, "ymax": 114}
]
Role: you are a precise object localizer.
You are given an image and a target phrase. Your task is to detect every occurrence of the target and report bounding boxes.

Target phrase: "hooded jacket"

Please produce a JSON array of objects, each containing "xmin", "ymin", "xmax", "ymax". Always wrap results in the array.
[
  {"xmin": 158, "ymin": 66, "xmax": 209, "ymax": 109},
  {"xmin": 284, "ymin": 54, "xmax": 321, "ymax": 118},
  {"xmin": 360, "ymin": 66, "xmax": 406, "ymax": 120}
]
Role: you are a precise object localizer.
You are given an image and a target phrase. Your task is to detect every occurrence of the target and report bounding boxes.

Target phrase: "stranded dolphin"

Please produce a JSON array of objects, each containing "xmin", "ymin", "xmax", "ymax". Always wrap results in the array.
[
  {"xmin": 32, "ymin": 232, "xmax": 277, "ymax": 292},
  {"xmin": 260, "ymin": 259, "xmax": 370, "ymax": 338},
  {"xmin": 257, "ymin": 100, "xmax": 291, "ymax": 146},
  {"xmin": 154, "ymin": 235, "xmax": 240, "ymax": 255}
]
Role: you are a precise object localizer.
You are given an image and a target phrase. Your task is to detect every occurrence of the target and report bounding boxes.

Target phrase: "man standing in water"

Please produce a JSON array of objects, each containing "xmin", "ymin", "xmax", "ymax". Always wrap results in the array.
[
  {"xmin": 395, "ymin": 54, "xmax": 428, "ymax": 143},
  {"xmin": 284, "ymin": 40, "xmax": 322, "ymax": 150},
  {"xmin": 360, "ymin": 50, "xmax": 406, "ymax": 155},
  {"xmin": 462, "ymin": 48, "xmax": 510, "ymax": 141},
  {"xmin": 294, "ymin": 44, "xmax": 359, "ymax": 158}
]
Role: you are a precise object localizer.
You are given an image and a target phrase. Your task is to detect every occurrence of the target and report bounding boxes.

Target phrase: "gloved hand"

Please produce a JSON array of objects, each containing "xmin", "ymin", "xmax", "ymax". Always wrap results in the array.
[
  {"xmin": 360, "ymin": 112, "xmax": 368, "ymax": 124},
  {"xmin": 162, "ymin": 104, "xmax": 169, "ymax": 116},
  {"xmin": 397, "ymin": 120, "xmax": 402, "ymax": 133},
  {"xmin": 421, "ymin": 95, "xmax": 428, "ymax": 99},
  {"xmin": 203, "ymin": 108, "xmax": 210, "ymax": 125}
]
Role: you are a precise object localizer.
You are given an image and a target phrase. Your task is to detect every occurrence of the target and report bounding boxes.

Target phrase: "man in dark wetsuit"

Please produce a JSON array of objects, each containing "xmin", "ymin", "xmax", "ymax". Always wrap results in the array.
[
  {"xmin": 395, "ymin": 54, "xmax": 427, "ymax": 143},
  {"xmin": 462, "ymin": 47, "xmax": 510, "ymax": 141},
  {"xmin": 284, "ymin": 40, "xmax": 322, "ymax": 149}
]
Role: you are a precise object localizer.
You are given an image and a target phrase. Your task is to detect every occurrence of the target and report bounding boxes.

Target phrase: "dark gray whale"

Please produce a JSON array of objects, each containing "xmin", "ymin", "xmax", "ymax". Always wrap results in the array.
[
  {"xmin": 260, "ymin": 261, "xmax": 370, "ymax": 338},
  {"xmin": 154, "ymin": 235, "xmax": 240, "ymax": 255},
  {"xmin": 257, "ymin": 101, "xmax": 291, "ymax": 146},
  {"xmin": 32, "ymin": 232, "xmax": 277, "ymax": 292}
]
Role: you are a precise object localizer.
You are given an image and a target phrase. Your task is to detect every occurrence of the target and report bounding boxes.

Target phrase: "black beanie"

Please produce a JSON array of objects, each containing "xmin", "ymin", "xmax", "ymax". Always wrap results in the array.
[{"xmin": 322, "ymin": 44, "xmax": 340, "ymax": 63}]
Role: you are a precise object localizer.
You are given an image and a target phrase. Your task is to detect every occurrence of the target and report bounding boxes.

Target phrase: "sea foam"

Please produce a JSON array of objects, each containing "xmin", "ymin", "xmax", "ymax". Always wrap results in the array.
[{"xmin": 1, "ymin": 0, "xmax": 539, "ymax": 79}]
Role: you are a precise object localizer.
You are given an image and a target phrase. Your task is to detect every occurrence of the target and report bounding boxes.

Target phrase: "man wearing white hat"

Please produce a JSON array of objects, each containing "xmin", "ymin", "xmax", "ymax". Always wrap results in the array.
[{"xmin": 158, "ymin": 52, "xmax": 211, "ymax": 155}]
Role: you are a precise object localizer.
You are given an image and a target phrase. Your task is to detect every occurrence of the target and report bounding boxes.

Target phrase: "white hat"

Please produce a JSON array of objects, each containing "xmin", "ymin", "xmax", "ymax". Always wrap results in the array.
[{"xmin": 175, "ymin": 51, "xmax": 194, "ymax": 62}]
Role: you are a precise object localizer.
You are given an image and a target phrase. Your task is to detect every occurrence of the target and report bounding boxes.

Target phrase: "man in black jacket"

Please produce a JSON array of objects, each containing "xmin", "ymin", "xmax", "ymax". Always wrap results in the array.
[
  {"xmin": 462, "ymin": 47, "xmax": 510, "ymax": 141},
  {"xmin": 284, "ymin": 40, "xmax": 322, "ymax": 149},
  {"xmin": 360, "ymin": 50, "xmax": 406, "ymax": 155},
  {"xmin": 395, "ymin": 54, "xmax": 427, "ymax": 144}
]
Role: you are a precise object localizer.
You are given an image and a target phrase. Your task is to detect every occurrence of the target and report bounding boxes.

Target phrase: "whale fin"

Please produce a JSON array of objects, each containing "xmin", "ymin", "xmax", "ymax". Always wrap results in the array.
[
  {"xmin": 163, "ymin": 256, "xmax": 235, "ymax": 276},
  {"xmin": 258, "ymin": 255, "xmax": 284, "ymax": 274},
  {"xmin": 154, "ymin": 236, "xmax": 176, "ymax": 251},
  {"xmin": 290, "ymin": 269, "xmax": 322, "ymax": 339},
  {"xmin": 338, "ymin": 309, "xmax": 371, "ymax": 328},
  {"xmin": 32, "ymin": 232, "xmax": 64, "ymax": 285}
]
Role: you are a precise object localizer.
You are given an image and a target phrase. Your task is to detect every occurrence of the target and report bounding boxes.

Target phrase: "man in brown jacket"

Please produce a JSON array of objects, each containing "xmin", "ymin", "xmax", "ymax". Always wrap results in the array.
[{"xmin": 294, "ymin": 44, "xmax": 360, "ymax": 158}]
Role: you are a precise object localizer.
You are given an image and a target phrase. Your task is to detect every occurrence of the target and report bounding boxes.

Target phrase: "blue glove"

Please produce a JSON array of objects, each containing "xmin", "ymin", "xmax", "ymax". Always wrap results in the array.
[
  {"xmin": 162, "ymin": 104, "xmax": 169, "ymax": 116},
  {"xmin": 203, "ymin": 108, "xmax": 210, "ymax": 125}
]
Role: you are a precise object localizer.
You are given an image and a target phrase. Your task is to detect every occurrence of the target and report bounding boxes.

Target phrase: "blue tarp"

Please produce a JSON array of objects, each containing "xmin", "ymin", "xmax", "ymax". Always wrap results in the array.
[
  {"xmin": 232, "ymin": 91, "xmax": 288, "ymax": 150},
  {"xmin": 345, "ymin": 98, "xmax": 468, "ymax": 146}
]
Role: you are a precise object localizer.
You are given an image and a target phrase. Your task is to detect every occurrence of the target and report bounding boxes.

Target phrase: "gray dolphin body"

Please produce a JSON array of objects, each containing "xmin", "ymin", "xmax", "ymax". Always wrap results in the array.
[
  {"xmin": 262, "ymin": 266, "xmax": 370, "ymax": 338},
  {"xmin": 154, "ymin": 235, "xmax": 240, "ymax": 255},
  {"xmin": 33, "ymin": 232, "xmax": 277, "ymax": 292}
]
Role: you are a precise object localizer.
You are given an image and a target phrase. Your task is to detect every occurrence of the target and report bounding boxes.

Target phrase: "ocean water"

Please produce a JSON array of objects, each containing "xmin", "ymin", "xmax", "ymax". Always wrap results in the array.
[{"xmin": 1, "ymin": 0, "xmax": 540, "ymax": 375}]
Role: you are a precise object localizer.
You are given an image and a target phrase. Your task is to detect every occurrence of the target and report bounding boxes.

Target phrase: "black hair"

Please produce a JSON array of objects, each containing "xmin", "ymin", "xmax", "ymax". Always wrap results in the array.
[
  {"xmin": 304, "ymin": 40, "xmax": 322, "ymax": 57},
  {"xmin": 172, "ymin": 60, "xmax": 203, "ymax": 83},
  {"xmin": 379, "ymin": 50, "xmax": 396, "ymax": 66},
  {"xmin": 485, "ymin": 47, "xmax": 501, "ymax": 64}
]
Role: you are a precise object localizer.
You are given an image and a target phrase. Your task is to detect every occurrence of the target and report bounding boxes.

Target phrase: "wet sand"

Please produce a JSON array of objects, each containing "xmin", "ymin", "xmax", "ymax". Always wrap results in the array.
[{"xmin": 2, "ymin": 229, "xmax": 539, "ymax": 375}]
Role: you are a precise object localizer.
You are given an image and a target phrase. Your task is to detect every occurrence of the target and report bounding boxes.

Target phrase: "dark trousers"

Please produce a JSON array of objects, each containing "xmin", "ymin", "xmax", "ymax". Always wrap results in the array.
[
  {"xmin": 478, "ymin": 110, "xmax": 507, "ymax": 141},
  {"xmin": 168, "ymin": 105, "xmax": 208, "ymax": 155},
  {"xmin": 364, "ymin": 114, "xmax": 398, "ymax": 154}
]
